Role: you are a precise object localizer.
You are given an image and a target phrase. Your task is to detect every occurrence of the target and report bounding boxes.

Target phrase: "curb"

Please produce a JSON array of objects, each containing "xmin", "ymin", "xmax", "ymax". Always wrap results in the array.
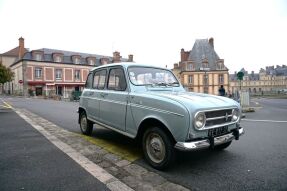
[{"xmin": 14, "ymin": 108, "xmax": 190, "ymax": 191}]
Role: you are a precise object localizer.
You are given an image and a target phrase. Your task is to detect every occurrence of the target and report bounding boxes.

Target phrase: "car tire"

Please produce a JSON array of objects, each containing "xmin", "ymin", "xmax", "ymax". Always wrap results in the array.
[
  {"xmin": 142, "ymin": 127, "xmax": 175, "ymax": 170},
  {"xmin": 214, "ymin": 141, "xmax": 232, "ymax": 150},
  {"xmin": 79, "ymin": 112, "xmax": 93, "ymax": 135}
]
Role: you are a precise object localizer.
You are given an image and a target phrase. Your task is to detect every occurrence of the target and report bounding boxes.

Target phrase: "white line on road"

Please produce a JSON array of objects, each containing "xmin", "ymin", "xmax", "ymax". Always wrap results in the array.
[
  {"xmin": 15, "ymin": 110, "xmax": 134, "ymax": 191},
  {"xmin": 242, "ymin": 119, "xmax": 287, "ymax": 123}
]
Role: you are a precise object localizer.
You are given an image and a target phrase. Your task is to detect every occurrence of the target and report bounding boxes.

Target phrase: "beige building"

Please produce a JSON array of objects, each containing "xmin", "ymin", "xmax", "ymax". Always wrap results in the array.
[
  {"xmin": 0, "ymin": 37, "xmax": 28, "ymax": 94},
  {"xmin": 229, "ymin": 66, "xmax": 287, "ymax": 94},
  {"xmin": 2, "ymin": 37, "xmax": 133, "ymax": 97},
  {"xmin": 173, "ymin": 38, "xmax": 229, "ymax": 95}
]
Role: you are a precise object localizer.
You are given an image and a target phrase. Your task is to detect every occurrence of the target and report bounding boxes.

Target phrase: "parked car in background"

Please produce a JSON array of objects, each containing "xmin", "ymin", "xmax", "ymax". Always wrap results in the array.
[{"xmin": 78, "ymin": 62, "xmax": 244, "ymax": 169}]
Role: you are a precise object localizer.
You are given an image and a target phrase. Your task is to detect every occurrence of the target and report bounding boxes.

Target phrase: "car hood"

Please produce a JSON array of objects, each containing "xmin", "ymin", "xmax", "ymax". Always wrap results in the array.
[{"xmin": 147, "ymin": 91, "xmax": 240, "ymax": 112}]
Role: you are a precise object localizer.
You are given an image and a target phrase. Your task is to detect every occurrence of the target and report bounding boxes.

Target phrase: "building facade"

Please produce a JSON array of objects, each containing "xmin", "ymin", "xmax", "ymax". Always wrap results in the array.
[
  {"xmin": 173, "ymin": 38, "xmax": 229, "ymax": 95},
  {"xmin": 0, "ymin": 37, "xmax": 28, "ymax": 94},
  {"xmin": 229, "ymin": 66, "xmax": 287, "ymax": 94},
  {"xmin": 3, "ymin": 37, "xmax": 133, "ymax": 98}
]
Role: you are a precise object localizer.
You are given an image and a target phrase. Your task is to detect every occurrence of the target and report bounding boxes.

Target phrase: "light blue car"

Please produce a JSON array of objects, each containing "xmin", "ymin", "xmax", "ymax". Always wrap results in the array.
[{"xmin": 78, "ymin": 62, "xmax": 244, "ymax": 170}]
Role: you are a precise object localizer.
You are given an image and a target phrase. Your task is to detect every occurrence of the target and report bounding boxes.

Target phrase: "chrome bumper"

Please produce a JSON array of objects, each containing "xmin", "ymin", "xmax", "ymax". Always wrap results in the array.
[{"xmin": 175, "ymin": 128, "xmax": 244, "ymax": 151}]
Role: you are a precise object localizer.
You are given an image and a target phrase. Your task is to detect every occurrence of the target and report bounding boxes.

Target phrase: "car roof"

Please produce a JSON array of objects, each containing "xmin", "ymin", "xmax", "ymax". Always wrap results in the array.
[{"xmin": 90, "ymin": 62, "xmax": 168, "ymax": 72}]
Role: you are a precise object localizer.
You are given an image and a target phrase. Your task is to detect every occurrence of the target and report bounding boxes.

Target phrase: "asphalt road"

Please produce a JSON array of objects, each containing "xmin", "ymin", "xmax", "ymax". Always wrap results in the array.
[
  {"xmin": 0, "ymin": 107, "xmax": 109, "ymax": 191},
  {"xmin": 2, "ymin": 96, "xmax": 287, "ymax": 190}
]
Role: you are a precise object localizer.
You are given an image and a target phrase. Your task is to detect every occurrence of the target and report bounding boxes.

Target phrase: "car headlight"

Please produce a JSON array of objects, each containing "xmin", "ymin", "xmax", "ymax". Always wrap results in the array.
[
  {"xmin": 194, "ymin": 112, "xmax": 206, "ymax": 129},
  {"xmin": 232, "ymin": 108, "xmax": 240, "ymax": 122}
]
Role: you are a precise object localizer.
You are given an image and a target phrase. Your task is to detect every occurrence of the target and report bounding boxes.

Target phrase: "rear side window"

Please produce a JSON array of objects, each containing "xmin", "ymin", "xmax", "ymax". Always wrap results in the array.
[
  {"xmin": 107, "ymin": 68, "xmax": 127, "ymax": 91},
  {"xmin": 93, "ymin": 70, "xmax": 107, "ymax": 89},
  {"xmin": 85, "ymin": 73, "xmax": 93, "ymax": 89}
]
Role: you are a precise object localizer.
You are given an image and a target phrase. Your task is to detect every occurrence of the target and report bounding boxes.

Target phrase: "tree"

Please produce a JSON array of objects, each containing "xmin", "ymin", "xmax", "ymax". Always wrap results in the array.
[{"xmin": 0, "ymin": 62, "xmax": 14, "ymax": 92}]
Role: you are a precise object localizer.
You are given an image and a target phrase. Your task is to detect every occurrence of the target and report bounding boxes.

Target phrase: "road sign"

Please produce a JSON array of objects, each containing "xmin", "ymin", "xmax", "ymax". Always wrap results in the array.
[{"xmin": 18, "ymin": 80, "xmax": 23, "ymax": 84}]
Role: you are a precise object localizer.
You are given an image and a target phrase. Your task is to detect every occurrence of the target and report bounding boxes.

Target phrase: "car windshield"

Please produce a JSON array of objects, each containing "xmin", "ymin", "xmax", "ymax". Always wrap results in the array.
[{"xmin": 128, "ymin": 67, "xmax": 179, "ymax": 86}]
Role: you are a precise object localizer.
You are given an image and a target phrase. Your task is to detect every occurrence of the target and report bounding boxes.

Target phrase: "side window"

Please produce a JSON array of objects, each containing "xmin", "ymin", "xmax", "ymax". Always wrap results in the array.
[
  {"xmin": 93, "ymin": 70, "xmax": 107, "ymax": 89},
  {"xmin": 108, "ymin": 68, "xmax": 127, "ymax": 91},
  {"xmin": 85, "ymin": 73, "xmax": 93, "ymax": 89}
]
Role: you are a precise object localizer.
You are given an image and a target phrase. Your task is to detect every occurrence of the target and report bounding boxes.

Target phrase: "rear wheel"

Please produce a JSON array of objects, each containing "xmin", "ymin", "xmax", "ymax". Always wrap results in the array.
[
  {"xmin": 142, "ymin": 127, "xmax": 175, "ymax": 170},
  {"xmin": 79, "ymin": 112, "xmax": 93, "ymax": 135},
  {"xmin": 214, "ymin": 141, "xmax": 232, "ymax": 150}
]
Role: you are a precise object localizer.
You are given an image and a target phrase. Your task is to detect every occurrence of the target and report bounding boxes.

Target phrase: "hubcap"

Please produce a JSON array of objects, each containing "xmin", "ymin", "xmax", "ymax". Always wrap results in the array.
[
  {"xmin": 80, "ymin": 115, "xmax": 87, "ymax": 132},
  {"xmin": 146, "ymin": 133, "xmax": 165, "ymax": 164}
]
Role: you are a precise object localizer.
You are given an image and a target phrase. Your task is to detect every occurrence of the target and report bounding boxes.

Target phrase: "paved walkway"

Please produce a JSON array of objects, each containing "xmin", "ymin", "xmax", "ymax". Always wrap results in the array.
[
  {"xmin": 1, "ymin": 105, "xmax": 189, "ymax": 191},
  {"xmin": 0, "ymin": 109, "xmax": 110, "ymax": 191}
]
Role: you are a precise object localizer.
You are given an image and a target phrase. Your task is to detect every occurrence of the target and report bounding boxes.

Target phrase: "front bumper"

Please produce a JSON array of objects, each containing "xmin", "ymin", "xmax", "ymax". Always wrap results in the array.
[{"xmin": 175, "ymin": 127, "xmax": 244, "ymax": 151}]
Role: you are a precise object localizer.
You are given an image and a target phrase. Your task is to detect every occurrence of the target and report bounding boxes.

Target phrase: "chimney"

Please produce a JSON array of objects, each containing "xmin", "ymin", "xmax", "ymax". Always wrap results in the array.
[
  {"xmin": 209, "ymin": 37, "xmax": 214, "ymax": 48},
  {"xmin": 18, "ymin": 37, "xmax": 25, "ymax": 59},
  {"xmin": 128, "ymin": 54, "xmax": 133, "ymax": 62},
  {"xmin": 113, "ymin": 51, "xmax": 121, "ymax": 63},
  {"xmin": 174, "ymin": 63, "xmax": 179, "ymax": 69},
  {"xmin": 181, "ymin": 48, "xmax": 186, "ymax": 62}
]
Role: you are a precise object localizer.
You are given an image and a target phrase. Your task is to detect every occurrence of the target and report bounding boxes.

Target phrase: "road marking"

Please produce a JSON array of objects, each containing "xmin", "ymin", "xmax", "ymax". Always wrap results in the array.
[
  {"xmin": 0, "ymin": 98, "xmax": 13, "ymax": 109},
  {"xmin": 15, "ymin": 110, "xmax": 134, "ymax": 191},
  {"xmin": 79, "ymin": 134, "xmax": 142, "ymax": 162},
  {"xmin": 242, "ymin": 119, "xmax": 287, "ymax": 123}
]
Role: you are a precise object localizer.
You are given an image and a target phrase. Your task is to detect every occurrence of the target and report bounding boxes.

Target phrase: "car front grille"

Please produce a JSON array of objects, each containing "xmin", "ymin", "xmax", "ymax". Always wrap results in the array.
[{"xmin": 205, "ymin": 109, "xmax": 233, "ymax": 128}]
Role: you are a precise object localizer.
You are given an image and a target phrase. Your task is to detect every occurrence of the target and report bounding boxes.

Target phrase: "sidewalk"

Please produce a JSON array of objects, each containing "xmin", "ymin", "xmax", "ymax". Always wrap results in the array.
[{"xmin": 0, "ymin": 110, "xmax": 110, "ymax": 191}]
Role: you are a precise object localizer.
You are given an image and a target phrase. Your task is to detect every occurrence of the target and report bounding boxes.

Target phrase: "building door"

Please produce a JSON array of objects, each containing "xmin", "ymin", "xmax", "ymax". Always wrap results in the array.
[
  {"xmin": 56, "ymin": 86, "xmax": 62, "ymax": 95},
  {"xmin": 35, "ymin": 87, "xmax": 43, "ymax": 96}
]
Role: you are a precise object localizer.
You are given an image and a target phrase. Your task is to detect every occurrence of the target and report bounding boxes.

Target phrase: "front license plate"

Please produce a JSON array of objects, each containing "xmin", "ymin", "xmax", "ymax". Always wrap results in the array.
[{"xmin": 208, "ymin": 126, "xmax": 228, "ymax": 137}]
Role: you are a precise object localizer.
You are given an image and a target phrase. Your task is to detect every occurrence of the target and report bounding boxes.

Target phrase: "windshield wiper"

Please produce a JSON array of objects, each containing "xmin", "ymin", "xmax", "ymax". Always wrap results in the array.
[
  {"xmin": 168, "ymin": 82, "xmax": 179, "ymax": 86},
  {"xmin": 153, "ymin": 82, "xmax": 179, "ymax": 87}
]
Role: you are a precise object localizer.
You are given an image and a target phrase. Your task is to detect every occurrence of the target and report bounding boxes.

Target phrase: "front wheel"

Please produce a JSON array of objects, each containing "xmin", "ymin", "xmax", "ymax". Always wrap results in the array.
[
  {"xmin": 142, "ymin": 127, "xmax": 175, "ymax": 170},
  {"xmin": 79, "ymin": 112, "xmax": 93, "ymax": 135}
]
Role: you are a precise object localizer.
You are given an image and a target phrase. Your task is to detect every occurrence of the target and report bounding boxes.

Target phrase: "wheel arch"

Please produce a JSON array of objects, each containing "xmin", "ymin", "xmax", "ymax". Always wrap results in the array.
[
  {"xmin": 136, "ymin": 117, "xmax": 176, "ymax": 145},
  {"xmin": 78, "ymin": 107, "xmax": 86, "ymax": 124}
]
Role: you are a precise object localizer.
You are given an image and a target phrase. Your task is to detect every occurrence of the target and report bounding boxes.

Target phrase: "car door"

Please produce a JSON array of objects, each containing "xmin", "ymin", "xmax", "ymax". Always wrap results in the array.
[
  {"xmin": 87, "ymin": 69, "xmax": 107, "ymax": 122},
  {"xmin": 99, "ymin": 67, "xmax": 128, "ymax": 131}
]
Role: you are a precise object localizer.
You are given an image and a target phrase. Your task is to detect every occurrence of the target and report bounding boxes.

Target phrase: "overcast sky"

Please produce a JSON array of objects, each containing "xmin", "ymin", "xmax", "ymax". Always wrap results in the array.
[{"xmin": 0, "ymin": 0, "xmax": 286, "ymax": 73}]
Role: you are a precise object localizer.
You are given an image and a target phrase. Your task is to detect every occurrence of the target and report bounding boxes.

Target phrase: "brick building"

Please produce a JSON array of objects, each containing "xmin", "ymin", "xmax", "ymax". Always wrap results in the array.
[
  {"xmin": 3, "ymin": 37, "xmax": 133, "ymax": 98},
  {"xmin": 173, "ymin": 38, "xmax": 229, "ymax": 95}
]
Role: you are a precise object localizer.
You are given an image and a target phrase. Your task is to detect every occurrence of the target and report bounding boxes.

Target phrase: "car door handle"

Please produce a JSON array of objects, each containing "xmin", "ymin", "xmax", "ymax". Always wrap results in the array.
[{"xmin": 100, "ymin": 93, "xmax": 108, "ymax": 97}]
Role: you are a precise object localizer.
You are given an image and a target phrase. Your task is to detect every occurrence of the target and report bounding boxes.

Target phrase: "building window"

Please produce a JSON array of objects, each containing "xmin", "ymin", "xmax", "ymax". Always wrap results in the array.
[
  {"xmin": 74, "ymin": 57, "xmax": 80, "ymax": 64},
  {"xmin": 204, "ymin": 86, "xmax": 208, "ymax": 94},
  {"xmin": 204, "ymin": 73, "xmax": 209, "ymax": 85},
  {"xmin": 218, "ymin": 62, "xmax": 224, "ymax": 70},
  {"xmin": 75, "ymin": 70, "xmax": 81, "ymax": 81},
  {"xmin": 55, "ymin": 56, "xmax": 62, "ymax": 62},
  {"xmin": 55, "ymin": 69, "xmax": 62, "ymax": 80},
  {"xmin": 187, "ymin": 64, "xmax": 194, "ymax": 71},
  {"xmin": 203, "ymin": 63, "xmax": 209, "ymax": 69},
  {"xmin": 89, "ymin": 59, "xmax": 94, "ymax": 65},
  {"xmin": 35, "ymin": 68, "xmax": 42, "ymax": 78},
  {"xmin": 35, "ymin": 54, "xmax": 42, "ymax": 61},
  {"xmin": 188, "ymin": 75, "xmax": 193, "ymax": 84},
  {"xmin": 219, "ymin": 74, "xmax": 224, "ymax": 84}
]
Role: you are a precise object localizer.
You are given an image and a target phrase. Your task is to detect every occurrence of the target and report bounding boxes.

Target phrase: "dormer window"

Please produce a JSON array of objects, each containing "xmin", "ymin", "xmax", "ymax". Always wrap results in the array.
[
  {"xmin": 203, "ymin": 62, "xmax": 209, "ymax": 69},
  {"xmin": 55, "ymin": 56, "xmax": 62, "ymax": 62},
  {"xmin": 187, "ymin": 63, "xmax": 194, "ymax": 71},
  {"xmin": 217, "ymin": 62, "xmax": 224, "ymax": 70},
  {"xmin": 89, "ymin": 59, "xmax": 94, "ymax": 65},
  {"xmin": 72, "ymin": 56, "xmax": 81, "ymax": 64},
  {"xmin": 35, "ymin": 54, "xmax": 42, "ymax": 61}
]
